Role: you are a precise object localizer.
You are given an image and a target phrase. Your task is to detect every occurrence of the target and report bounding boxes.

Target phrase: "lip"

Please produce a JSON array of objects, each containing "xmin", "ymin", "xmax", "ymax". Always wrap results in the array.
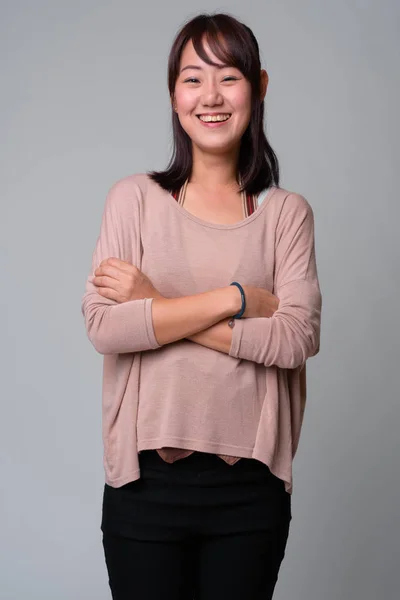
[
  {"xmin": 196, "ymin": 112, "xmax": 232, "ymax": 116},
  {"xmin": 196, "ymin": 113, "xmax": 232, "ymax": 128}
]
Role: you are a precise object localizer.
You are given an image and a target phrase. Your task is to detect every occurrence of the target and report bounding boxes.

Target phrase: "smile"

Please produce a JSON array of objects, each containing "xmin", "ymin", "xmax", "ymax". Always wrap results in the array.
[
  {"xmin": 196, "ymin": 114, "xmax": 232, "ymax": 128},
  {"xmin": 197, "ymin": 114, "xmax": 232, "ymax": 122}
]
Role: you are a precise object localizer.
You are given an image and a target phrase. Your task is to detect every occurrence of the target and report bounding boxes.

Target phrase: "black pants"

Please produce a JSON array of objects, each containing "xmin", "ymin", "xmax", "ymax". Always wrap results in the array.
[{"xmin": 101, "ymin": 449, "xmax": 292, "ymax": 600}]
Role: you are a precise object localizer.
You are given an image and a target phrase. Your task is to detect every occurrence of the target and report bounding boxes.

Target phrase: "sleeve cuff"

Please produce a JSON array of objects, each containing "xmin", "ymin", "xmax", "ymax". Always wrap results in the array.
[
  {"xmin": 144, "ymin": 297, "xmax": 162, "ymax": 349},
  {"xmin": 228, "ymin": 317, "xmax": 244, "ymax": 358}
]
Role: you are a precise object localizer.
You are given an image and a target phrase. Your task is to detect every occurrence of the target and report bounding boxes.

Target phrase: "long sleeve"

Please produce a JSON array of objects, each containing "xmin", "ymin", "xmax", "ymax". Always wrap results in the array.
[
  {"xmin": 229, "ymin": 192, "xmax": 322, "ymax": 369},
  {"xmin": 81, "ymin": 178, "xmax": 161, "ymax": 355}
]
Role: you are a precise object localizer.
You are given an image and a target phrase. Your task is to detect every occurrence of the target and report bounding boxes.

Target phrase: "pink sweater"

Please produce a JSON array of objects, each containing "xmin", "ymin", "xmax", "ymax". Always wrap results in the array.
[{"xmin": 81, "ymin": 173, "xmax": 322, "ymax": 494}]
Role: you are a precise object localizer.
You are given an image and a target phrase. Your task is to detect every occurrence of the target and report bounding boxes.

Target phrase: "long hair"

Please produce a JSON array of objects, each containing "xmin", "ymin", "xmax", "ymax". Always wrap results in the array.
[{"xmin": 147, "ymin": 12, "xmax": 280, "ymax": 196}]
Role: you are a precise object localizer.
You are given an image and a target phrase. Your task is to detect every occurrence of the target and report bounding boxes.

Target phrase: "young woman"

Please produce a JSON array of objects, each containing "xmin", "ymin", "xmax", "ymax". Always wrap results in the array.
[{"xmin": 82, "ymin": 12, "xmax": 322, "ymax": 600}]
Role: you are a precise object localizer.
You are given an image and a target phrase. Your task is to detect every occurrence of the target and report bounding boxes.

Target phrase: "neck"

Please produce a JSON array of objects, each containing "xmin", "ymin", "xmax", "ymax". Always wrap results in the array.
[{"xmin": 189, "ymin": 145, "xmax": 240, "ymax": 193}]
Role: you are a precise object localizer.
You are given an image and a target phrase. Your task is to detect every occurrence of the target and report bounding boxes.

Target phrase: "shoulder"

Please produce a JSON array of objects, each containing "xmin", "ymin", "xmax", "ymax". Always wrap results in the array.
[
  {"xmin": 270, "ymin": 186, "xmax": 314, "ymax": 219},
  {"xmin": 103, "ymin": 172, "xmax": 155, "ymax": 215},
  {"xmin": 268, "ymin": 187, "xmax": 316, "ymax": 242},
  {"xmin": 105, "ymin": 172, "xmax": 149, "ymax": 203}
]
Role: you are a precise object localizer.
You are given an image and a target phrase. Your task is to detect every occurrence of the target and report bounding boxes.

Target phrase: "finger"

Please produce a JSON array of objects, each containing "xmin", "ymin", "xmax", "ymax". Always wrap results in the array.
[
  {"xmin": 98, "ymin": 258, "xmax": 121, "ymax": 271},
  {"xmin": 105, "ymin": 257, "xmax": 138, "ymax": 274},
  {"xmin": 95, "ymin": 265, "xmax": 123, "ymax": 280},
  {"xmin": 100, "ymin": 257, "xmax": 121, "ymax": 265},
  {"xmin": 100, "ymin": 257, "xmax": 130, "ymax": 270},
  {"xmin": 93, "ymin": 274, "xmax": 121, "ymax": 289}
]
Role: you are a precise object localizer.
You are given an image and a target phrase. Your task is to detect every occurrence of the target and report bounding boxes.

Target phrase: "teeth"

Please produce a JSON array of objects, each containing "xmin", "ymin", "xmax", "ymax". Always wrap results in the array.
[{"xmin": 198, "ymin": 114, "xmax": 231, "ymax": 122}]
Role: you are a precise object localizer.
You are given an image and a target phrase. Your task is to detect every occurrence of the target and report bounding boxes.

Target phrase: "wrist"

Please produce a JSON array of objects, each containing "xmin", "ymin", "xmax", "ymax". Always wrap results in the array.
[{"xmin": 209, "ymin": 287, "xmax": 241, "ymax": 320}]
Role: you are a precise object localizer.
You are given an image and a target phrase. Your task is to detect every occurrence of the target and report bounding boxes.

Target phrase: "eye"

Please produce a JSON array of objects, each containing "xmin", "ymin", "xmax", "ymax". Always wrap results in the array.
[{"xmin": 183, "ymin": 76, "xmax": 239, "ymax": 84}]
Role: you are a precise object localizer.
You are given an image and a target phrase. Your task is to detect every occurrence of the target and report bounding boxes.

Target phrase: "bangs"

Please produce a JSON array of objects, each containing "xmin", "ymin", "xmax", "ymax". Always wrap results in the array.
[{"xmin": 190, "ymin": 26, "xmax": 251, "ymax": 77}]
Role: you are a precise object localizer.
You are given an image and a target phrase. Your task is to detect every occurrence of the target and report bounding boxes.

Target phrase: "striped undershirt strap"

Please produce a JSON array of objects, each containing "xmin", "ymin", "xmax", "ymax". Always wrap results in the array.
[{"xmin": 246, "ymin": 192, "xmax": 256, "ymax": 216}]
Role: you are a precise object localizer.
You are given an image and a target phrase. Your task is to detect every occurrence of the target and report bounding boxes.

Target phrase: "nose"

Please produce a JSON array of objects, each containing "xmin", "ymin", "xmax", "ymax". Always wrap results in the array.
[{"xmin": 201, "ymin": 82, "xmax": 224, "ymax": 106}]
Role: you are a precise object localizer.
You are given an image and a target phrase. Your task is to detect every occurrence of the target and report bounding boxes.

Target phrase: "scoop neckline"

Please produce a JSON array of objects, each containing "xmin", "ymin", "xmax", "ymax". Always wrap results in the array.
[{"xmin": 149, "ymin": 175, "xmax": 278, "ymax": 230}]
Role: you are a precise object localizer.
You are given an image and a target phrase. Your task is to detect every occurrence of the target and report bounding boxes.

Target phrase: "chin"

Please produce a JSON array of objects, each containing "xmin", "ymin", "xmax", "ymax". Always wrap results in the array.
[{"xmin": 195, "ymin": 140, "xmax": 239, "ymax": 154}]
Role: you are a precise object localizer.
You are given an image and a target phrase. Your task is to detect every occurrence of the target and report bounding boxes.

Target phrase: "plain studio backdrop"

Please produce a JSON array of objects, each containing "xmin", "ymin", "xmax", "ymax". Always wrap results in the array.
[{"xmin": 1, "ymin": 1, "xmax": 399, "ymax": 599}]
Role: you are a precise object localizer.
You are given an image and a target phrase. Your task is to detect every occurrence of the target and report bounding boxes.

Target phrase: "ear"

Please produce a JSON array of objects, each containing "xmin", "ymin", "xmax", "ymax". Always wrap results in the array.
[
  {"xmin": 260, "ymin": 69, "xmax": 269, "ymax": 101},
  {"xmin": 170, "ymin": 94, "xmax": 177, "ymax": 112}
]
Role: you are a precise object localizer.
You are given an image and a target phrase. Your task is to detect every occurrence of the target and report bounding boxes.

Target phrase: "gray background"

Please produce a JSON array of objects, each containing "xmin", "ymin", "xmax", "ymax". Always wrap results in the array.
[{"xmin": 2, "ymin": 1, "xmax": 399, "ymax": 598}]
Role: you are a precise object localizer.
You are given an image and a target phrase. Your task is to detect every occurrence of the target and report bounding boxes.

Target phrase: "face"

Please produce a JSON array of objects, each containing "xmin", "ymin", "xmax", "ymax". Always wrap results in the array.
[{"xmin": 172, "ymin": 37, "xmax": 253, "ymax": 156}]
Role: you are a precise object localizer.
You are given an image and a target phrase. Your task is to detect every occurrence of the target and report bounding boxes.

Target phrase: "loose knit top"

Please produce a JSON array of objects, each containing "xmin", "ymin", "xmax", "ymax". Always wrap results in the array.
[
  {"xmin": 156, "ymin": 182, "xmax": 272, "ymax": 468},
  {"xmin": 81, "ymin": 172, "xmax": 322, "ymax": 494}
]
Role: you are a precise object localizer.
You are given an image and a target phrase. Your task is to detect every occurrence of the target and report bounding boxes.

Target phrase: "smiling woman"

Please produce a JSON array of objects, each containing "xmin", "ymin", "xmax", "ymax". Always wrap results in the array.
[
  {"xmin": 82, "ymin": 10, "xmax": 322, "ymax": 600},
  {"xmin": 148, "ymin": 15, "xmax": 275, "ymax": 198}
]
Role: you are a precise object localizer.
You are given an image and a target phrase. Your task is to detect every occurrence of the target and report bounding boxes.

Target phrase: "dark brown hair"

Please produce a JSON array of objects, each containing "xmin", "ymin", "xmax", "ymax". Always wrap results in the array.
[{"xmin": 147, "ymin": 12, "xmax": 280, "ymax": 195}]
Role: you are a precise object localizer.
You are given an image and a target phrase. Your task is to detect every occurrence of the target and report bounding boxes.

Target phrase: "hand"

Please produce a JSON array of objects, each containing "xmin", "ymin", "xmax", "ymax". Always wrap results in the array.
[
  {"xmin": 92, "ymin": 257, "xmax": 163, "ymax": 303},
  {"xmin": 240, "ymin": 285, "xmax": 279, "ymax": 318}
]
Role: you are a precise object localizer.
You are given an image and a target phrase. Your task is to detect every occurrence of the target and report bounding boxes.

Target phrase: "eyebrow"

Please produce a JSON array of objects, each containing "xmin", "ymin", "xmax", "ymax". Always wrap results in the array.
[{"xmin": 180, "ymin": 64, "xmax": 230, "ymax": 74}]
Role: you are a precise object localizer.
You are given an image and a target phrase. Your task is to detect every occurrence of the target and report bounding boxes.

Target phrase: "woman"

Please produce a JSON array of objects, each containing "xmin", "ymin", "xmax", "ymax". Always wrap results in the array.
[{"xmin": 81, "ymin": 11, "xmax": 322, "ymax": 600}]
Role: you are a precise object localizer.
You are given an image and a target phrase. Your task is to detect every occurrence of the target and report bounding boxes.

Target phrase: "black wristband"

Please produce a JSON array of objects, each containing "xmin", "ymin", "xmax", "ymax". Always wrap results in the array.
[{"xmin": 230, "ymin": 281, "xmax": 246, "ymax": 319}]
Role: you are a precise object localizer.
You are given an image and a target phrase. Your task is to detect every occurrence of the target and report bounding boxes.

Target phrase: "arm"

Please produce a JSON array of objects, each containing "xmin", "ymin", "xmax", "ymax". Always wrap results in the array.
[
  {"xmin": 81, "ymin": 179, "xmax": 162, "ymax": 354},
  {"xmin": 185, "ymin": 287, "xmax": 280, "ymax": 354},
  {"xmin": 81, "ymin": 179, "xmax": 242, "ymax": 354},
  {"xmin": 150, "ymin": 288, "xmax": 240, "ymax": 346},
  {"xmin": 153, "ymin": 285, "xmax": 279, "ymax": 354},
  {"xmin": 186, "ymin": 318, "xmax": 234, "ymax": 354},
  {"xmin": 227, "ymin": 193, "xmax": 322, "ymax": 369}
]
